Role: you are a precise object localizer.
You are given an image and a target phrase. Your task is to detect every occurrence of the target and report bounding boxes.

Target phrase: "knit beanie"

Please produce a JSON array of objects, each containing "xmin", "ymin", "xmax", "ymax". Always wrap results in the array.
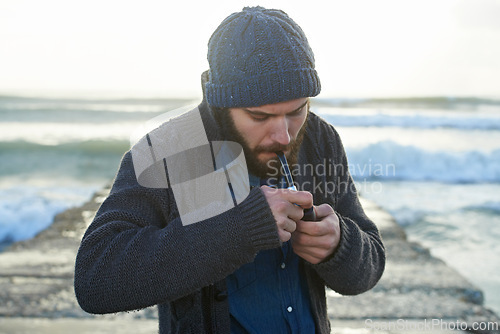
[{"xmin": 205, "ymin": 6, "xmax": 321, "ymax": 108}]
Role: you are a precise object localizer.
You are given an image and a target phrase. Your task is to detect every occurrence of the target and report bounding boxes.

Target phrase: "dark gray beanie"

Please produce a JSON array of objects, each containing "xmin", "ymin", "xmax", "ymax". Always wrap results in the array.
[{"xmin": 205, "ymin": 6, "xmax": 321, "ymax": 108}]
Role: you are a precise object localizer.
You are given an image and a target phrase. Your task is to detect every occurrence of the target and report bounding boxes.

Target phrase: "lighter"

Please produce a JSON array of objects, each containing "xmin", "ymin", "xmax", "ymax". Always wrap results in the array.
[{"xmin": 276, "ymin": 151, "xmax": 316, "ymax": 221}]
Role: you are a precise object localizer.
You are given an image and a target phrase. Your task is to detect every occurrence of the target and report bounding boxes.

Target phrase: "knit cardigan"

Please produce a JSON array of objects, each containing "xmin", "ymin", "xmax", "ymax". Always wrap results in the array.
[{"xmin": 74, "ymin": 99, "xmax": 386, "ymax": 334}]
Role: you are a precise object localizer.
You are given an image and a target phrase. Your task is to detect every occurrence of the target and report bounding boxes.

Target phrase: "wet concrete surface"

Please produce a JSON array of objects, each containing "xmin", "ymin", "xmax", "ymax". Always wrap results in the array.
[{"xmin": 0, "ymin": 189, "xmax": 499, "ymax": 333}]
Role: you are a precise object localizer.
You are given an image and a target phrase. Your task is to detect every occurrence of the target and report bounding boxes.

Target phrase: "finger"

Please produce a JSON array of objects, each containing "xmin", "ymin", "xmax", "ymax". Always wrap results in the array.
[
  {"xmin": 314, "ymin": 204, "xmax": 335, "ymax": 219},
  {"xmin": 288, "ymin": 204, "xmax": 306, "ymax": 222},
  {"xmin": 291, "ymin": 243, "xmax": 330, "ymax": 264},
  {"xmin": 261, "ymin": 187, "xmax": 313, "ymax": 212},
  {"xmin": 292, "ymin": 231, "xmax": 335, "ymax": 249},
  {"xmin": 282, "ymin": 190, "xmax": 313, "ymax": 208},
  {"xmin": 285, "ymin": 218, "xmax": 297, "ymax": 233},
  {"xmin": 271, "ymin": 199, "xmax": 303, "ymax": 222},
  {"xmin": 278, "ymin": 229, "xmax": 292, "ymax": 243},
  {"xmin": 295, "ymin": 220, "xmax": 335, "ymax": 236},
  {"xmin": 260, "ymin": 185, "xmax": 283, "ymax": 199},
  {"xmin": 277, "ymin": 217, "xmax": 297, "ymax": 234}
]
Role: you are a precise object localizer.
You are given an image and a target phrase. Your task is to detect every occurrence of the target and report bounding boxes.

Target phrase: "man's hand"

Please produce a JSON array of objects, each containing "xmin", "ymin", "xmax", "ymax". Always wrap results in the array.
[
  {"xmin": 261, "ymin": 186, "xmax": 313, "ymax": 243},
  {"xmin": 291, "ymin": 204, "xmax": 340, "ymax": 264}
]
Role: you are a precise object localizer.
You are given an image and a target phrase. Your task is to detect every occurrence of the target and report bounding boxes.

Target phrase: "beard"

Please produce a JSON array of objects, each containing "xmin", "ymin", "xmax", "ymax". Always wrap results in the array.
[{"xmin": 216, "ymin": 109, "xmax": 308, "ymax": 179}]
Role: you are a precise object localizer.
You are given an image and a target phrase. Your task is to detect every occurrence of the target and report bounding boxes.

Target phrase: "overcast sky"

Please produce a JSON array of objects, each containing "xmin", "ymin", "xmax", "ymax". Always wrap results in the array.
[{"xmin": 1, "ymin": 0, "xmax": 500, "ymax": 98}]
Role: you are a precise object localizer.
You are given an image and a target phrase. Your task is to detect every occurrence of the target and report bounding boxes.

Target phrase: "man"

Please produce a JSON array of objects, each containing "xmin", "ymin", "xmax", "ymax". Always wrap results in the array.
[{"xmin": 74, "ymin": 6, "xmax": 385, "ymax": 334}]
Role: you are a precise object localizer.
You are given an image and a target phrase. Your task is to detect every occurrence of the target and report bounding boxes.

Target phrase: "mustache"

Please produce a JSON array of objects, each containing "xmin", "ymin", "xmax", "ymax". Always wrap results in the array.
[{"xmin": 253, "ymin": 143, "xmax": 292, "ymax": 154}]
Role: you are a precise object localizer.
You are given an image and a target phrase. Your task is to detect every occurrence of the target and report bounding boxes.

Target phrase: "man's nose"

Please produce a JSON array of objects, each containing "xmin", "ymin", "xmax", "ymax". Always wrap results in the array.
[{"xmin": 270, "ymin": 117, "xmax": 291, "ymax": 146}]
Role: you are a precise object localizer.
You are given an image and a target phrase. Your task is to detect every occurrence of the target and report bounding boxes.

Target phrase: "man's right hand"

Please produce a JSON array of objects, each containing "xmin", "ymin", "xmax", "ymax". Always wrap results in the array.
[{"xmin": 261, "ymin": 185, "xmax": 314, "ymax": 243}]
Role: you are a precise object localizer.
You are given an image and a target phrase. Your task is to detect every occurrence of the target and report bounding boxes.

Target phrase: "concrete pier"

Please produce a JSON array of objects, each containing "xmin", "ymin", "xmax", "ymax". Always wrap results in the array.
[{"xmin": 0, "ymin": 189, "xmax": 499, "ymax": 333}]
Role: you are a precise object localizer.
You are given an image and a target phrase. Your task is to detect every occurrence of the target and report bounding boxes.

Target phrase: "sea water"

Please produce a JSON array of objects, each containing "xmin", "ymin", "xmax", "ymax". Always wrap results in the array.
[
  {"xmin": 0, "ymin": 96, "xmax": 192, "ymax": 249},
  {"xmin": 316, "ymin": 98, "xmax": 500, "ymax": 315},
  {"xmin": 0, "ymin": 95, "xmax": 499, "ymax": 314}
]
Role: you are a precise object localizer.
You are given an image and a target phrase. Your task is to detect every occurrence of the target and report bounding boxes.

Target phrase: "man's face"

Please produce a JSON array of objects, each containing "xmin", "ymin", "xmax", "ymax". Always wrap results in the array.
[{"xmin": 220, "ymin": 98, "xmax": 309, "ymax": 178}]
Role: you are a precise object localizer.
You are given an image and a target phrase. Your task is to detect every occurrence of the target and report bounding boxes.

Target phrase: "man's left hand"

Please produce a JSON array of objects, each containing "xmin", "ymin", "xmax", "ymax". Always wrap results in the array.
[{"xmin": 291, "ymin": 204, "xmax": 340, "ymax": 264}]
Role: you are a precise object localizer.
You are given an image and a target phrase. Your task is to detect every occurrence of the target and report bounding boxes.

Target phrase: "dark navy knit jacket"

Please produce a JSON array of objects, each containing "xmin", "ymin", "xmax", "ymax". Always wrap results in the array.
[{"xmin": 74, "ymin": 98, "xmax": 385, "ymax": 334}]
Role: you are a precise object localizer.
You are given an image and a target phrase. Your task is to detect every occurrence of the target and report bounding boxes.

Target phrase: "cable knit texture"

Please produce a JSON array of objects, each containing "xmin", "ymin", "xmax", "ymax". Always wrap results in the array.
[
  {"xmin": 74, "ymin": 99, "xmax": 385, "ymax": 334},
  {"xmin": 205, "ymin": 6, "xmax": 321, "ymax": 108}
]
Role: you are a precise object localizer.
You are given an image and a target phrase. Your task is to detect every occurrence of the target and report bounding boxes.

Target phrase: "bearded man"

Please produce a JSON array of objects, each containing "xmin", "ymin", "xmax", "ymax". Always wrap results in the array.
[{"xmin": 75, "ymin": 6, "xmax": 385, "ymax": 334}]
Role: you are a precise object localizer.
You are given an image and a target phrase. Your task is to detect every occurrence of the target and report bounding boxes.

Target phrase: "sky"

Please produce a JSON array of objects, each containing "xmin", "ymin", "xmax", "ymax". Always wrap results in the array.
[{"xmin": 1, "ymin": 0, "xmax": 500, "ymax": 99}]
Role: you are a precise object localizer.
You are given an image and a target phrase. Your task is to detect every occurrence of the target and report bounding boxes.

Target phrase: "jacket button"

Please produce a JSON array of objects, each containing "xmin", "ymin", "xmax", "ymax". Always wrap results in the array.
[{"xmin": 215, "ymin": 291, "xmax": 228, "ymax": 301}]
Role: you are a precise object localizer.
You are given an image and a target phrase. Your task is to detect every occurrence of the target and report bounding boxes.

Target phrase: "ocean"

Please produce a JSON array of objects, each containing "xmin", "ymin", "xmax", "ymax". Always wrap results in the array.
[{"xmin": 1, "ymin": 95, "xmax": 499, "ymax": 315}]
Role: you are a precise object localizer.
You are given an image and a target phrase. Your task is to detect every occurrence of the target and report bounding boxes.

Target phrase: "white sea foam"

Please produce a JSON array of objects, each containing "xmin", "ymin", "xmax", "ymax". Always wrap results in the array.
[
  {"xmin": 0, "ymin": 185, "xmax": 97, "ymax": 243},
  {"xmin": 346, "ymin": 140, "xmax": 500, "ymax": 183}
]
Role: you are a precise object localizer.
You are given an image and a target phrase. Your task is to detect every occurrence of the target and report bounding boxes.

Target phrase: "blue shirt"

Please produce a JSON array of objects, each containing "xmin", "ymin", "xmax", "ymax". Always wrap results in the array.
[{"xmin": 226, "ymin": 175, "xmax": 316, "ymax": 333}]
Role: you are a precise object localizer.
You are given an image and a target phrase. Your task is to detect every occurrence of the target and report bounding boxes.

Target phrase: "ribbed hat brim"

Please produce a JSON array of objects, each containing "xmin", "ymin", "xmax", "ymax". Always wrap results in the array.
[{"xmin": 206, "ymin": 68, "xmax": 321, "ymax": 108}]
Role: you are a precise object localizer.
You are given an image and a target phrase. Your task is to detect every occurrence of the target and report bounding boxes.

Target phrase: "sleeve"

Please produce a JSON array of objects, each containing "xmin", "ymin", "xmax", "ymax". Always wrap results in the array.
[
  {"xmin": 74, "ymin": 151, "xmax": 281, "ymax": 314},
  {"xmin": 309, "ymin": 121, "xmax": 386, "ymax": 295}
]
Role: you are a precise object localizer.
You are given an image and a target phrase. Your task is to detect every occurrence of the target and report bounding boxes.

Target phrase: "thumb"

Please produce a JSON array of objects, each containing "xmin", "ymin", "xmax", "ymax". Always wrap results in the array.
[{"xmin": 314, "ymin": 204, "xmax": 335, "ymax": 219}]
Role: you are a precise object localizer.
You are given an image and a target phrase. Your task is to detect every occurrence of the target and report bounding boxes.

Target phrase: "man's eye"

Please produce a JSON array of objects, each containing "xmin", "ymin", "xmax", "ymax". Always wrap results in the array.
[
  {"xmin": 252, "ymin": 115, "xmax": 269, "ymax": 122},
  {"xmin": 290, "ymin": 107, "xmax": 305, "ymax": 117}
]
